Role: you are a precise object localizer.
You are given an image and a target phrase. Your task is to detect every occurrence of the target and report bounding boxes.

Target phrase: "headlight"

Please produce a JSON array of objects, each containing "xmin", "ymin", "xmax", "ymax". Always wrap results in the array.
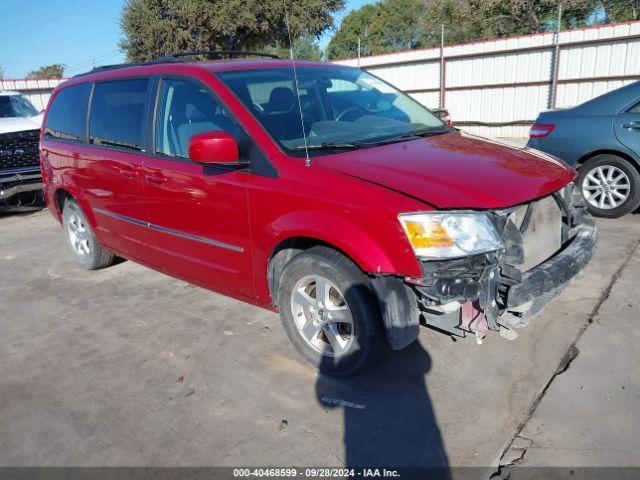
[{"xmin": 399, "ymin": 212, "xmax": 503, "ymax": 259}]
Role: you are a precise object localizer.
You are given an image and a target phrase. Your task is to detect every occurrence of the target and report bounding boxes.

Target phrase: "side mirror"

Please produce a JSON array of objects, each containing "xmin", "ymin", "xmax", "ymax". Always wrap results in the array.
[{"xmin": 188, "ymin": 130, "xmax": 241, "ymax": 165}]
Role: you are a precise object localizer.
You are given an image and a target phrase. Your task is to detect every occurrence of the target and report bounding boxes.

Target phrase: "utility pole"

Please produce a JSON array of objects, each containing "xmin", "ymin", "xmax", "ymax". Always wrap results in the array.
[
  {"xmin": 439, "ymin": 24, "xmax": 445, "ymax": 109},
  {"xmin": 357, "ymin": 37, "xmax": 361, "ymax": 67},
  {"xmin": 549, "ymin": 3, "xmax": 563, "ymax": 109}
]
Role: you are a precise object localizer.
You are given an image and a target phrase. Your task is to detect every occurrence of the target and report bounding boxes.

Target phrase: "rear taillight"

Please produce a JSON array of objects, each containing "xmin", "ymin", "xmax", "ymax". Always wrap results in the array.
[{"xmin": 529, "ymin": 123, "xmax": 555, "ymax": 138}]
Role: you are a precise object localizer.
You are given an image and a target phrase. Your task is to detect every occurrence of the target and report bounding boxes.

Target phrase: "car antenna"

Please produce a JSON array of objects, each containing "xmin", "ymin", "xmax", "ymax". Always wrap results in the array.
[{"xmin": 283, "ymin": 0, "xmax": 311, "ymax": 167}]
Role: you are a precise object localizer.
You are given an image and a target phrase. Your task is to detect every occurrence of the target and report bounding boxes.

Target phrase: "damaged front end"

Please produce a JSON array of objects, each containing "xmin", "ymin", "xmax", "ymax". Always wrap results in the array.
[{"xmin": 372, "ymin": 184, "xmax": 597, "ymax": 349}]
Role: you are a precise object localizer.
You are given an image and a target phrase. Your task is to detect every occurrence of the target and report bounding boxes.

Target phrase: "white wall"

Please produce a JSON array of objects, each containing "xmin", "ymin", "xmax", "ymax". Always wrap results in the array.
[
  {"xmin": 335, "ymin": 21, "xmax": 640, "ymax": 138},
  {"xmin": 0, "ymin": 78, "xmax": 66, "ymax": 110}
]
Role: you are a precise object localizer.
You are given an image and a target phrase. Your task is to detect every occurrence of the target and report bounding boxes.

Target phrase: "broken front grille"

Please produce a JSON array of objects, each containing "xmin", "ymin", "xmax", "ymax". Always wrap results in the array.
[
  {"xmin": 507, "ymin": 195, "xmax": 562, "ymax": 272},
  {"xmin": 0, "ymin": 129, "xmax": 40, "ymax": 171}
]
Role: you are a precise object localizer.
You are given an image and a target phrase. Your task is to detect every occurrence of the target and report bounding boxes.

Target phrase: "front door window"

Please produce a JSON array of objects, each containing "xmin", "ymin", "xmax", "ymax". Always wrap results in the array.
[{"xmin": 155, "ymin": 79, "xmax": 238, "ymax": 158}]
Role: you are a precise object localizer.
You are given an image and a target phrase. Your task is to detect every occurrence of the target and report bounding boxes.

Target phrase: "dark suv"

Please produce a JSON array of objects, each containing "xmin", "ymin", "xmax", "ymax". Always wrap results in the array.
[{"xmin": 40, "ymin": 53, "xmax": 596, "ymax": 375}]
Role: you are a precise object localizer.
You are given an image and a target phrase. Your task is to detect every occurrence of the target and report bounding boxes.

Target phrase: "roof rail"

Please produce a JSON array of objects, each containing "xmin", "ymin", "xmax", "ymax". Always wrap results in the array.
[
  {"xmin": 73, "ymin": 59, "xmax": 171, "ymax": 77},
  {"xmin": 73, "ymin": 50, "xmax": 280, "ymax": 78},
  {"xmin": 158, "ymin": 50, "xmax": 280, "ymax": 60}
]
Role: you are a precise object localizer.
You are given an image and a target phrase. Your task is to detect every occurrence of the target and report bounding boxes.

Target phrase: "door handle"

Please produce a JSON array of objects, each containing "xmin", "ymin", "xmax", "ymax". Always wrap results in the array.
[
  {"xmin": 622, "ymin": 121, "xmax": 640, "ymax": 130},
  {"xmin": 144, "ymin": 174, "xmax": 167, "ymax": 184},
  {"xmin": 118, "ymin": 168, "xmax": 137, "ymax": 179}
]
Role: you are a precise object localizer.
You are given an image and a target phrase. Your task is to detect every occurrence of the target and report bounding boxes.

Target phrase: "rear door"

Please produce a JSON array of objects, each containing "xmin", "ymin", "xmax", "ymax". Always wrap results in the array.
[
  {"xmin": 140, "ymin": 77, "xmax": 254, "ymax": 297},
  {"xmin": 83, "ymin": 78, "xmax": 158, "ymax": 266},
  {"xmin": 613, "ymin": 100, "xmax": 640, "ymax": 156}
]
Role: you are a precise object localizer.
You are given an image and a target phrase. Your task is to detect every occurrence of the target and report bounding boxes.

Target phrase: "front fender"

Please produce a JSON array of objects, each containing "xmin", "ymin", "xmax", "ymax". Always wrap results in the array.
[
  {"xmin": 254, "ymin": 209, "xmax": 422, "ymax": 305},
  {"xmin": 268, "ymin": 210, "xmax": 418, "ymax": 274}
]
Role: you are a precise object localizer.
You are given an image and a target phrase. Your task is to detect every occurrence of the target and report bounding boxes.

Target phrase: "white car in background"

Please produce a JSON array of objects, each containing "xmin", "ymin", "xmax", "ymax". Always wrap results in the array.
[{"xmin": 0, "ymin": 91, "xmax": 44, "ymax": 210}]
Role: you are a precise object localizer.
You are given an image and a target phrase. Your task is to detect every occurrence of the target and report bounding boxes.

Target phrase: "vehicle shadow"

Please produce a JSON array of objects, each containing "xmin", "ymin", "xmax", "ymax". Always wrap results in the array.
[{"xmin": 315, "ymin": 289, "xmax": 451, "ymax": 479}]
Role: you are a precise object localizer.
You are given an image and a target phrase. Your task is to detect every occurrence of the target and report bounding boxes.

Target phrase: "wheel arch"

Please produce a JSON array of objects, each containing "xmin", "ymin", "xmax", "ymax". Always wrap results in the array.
[
  {"xmin": 52, "ymin": 186, "xmax": 97, "ymax": 227},
  {"xmin": 576, "ymin": 149, "xmax": 640, "ymax": 174},
  {"xmin": 266, "ymin": 234, "xmax": 422, "ymax": 351},
  {"xmin": 260, "ymin": 210, "xmax": 417, "ymax": 301},
  {"xmin": 55, "ymin": 188, "xmax": 73, "ymax": 217},
  {"xmin": 267, "ymin": 236, "xmax": 358, "ymax": 306}
]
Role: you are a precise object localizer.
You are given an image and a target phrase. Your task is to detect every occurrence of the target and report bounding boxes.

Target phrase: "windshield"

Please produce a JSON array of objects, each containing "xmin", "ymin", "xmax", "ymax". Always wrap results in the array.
[
  {"xmin": 217, "ymin": 66, "xmax": 450, "ymax": 155},
  {"xmin": 0, "ymin": 94, "xmax": 39, "ymax": 118}
]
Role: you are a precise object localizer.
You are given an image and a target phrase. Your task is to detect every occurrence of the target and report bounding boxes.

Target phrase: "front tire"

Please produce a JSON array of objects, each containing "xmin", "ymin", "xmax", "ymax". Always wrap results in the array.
[
  {"xmin": 276, "ymin": 246, "xmax": 386, "ymax": 376},
  {"xmin": 62, "ymin": 199, "xmax": 115, "ymax": 270},
  {"xmin": 577, "ymin": 155, "xmax": 640, "ymax": 218}
]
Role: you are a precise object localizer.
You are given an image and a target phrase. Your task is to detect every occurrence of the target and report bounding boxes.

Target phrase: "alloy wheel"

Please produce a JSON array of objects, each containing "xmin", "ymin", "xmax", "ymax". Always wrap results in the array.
[
  {"xmin": 582, "ymin": 165, "xmax": 631, "ymax": 210},
  {"xmin": 290, "ymin": 274, "xmax": 354, "ymax": 357},
  {"xmin": 66, "ymin": 212, "xmax": 91, "ymax": 257}
]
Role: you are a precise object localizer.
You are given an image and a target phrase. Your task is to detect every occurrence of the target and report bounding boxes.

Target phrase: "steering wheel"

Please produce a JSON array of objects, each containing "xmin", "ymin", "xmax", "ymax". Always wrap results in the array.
[{"xmin": 336, "ymin": 106, "xmax": 366, "ymax": 122}]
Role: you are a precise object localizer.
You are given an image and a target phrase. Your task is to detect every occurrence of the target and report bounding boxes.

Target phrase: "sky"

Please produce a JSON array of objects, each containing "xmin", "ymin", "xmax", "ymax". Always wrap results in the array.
[{"xmin": 0, "ymin": 0, "xmax": 376, "ymax": 79}]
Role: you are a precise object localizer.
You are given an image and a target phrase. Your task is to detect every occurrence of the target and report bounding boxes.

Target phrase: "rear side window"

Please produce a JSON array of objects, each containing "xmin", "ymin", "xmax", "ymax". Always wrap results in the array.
[
  {"xmin": 45, "ymin": 83, "xmax": 91, "ymax": 141},
  {"xmin": 89, "ymin": 79, "xmax": 149, "ymax": 151}
]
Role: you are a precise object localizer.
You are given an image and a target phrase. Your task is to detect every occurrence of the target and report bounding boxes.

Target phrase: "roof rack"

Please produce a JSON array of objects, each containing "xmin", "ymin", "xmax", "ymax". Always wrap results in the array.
[
  {"xmin": 158, "ymin": 50, "xmax": 280, "ymax": 60},
  {"xmin": 73, "ymin": 50, "xmax": 279, "ymax": 78}
]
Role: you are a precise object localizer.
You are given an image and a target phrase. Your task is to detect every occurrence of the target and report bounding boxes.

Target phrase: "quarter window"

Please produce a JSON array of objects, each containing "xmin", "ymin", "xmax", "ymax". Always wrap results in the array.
[
  {"xmin": 628, "ymin": 101, "xmax": 640, "ymax": 114},
  {"xmin": 155, "ymin": 79, "xmax": 237, "ymax": 158},
  {"xmin": 89, "ymin": 79, "xmax": 149, "ymax": 151},
  {"xmin": 44, "ymin": 83, "xmax": 91, "ymax": 141}
]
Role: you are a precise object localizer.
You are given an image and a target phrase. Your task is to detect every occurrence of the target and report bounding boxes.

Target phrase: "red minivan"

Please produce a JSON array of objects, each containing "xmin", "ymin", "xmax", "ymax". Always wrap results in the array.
[{"xmin": 40, "ymin": 53, "xmax": 596, "ymax": 375}]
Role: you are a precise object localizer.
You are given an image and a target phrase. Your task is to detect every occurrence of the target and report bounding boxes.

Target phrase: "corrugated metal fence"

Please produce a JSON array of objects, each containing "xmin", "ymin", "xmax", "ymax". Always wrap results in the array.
[
  {"xmin": 0, "ymin": 78, "xmax": 66, "ymax": 111},
  {"xmin": 335, "ymin": 21, "xmax": 640, "ymax": 138}
]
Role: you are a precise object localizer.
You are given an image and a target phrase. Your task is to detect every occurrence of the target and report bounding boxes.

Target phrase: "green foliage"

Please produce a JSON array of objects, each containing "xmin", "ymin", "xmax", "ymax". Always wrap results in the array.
[
  {"xmin": 266, "ymin": 36, "xmax": 324, "ymax": 61},
  {"xmin": 326, "ymin": 4, "xmax": 376, "ymax": 60},
  {"xmin": 27, "ymin": 64, "xmax": 65, "ymax": 78},
  {"xmin": 327, "ymin": 0, "xmax": 430, "ymax": 60},
  {"xmin": 326, "ymin": 0, "xmax": 634, "ymax": 60},
  {"xmin": 120, "ymin": 0, "xmax": 344, "ymax": 62},
  {"xmin": 601, "ymin": 0, "xmax": 640, "ymax": 21}
]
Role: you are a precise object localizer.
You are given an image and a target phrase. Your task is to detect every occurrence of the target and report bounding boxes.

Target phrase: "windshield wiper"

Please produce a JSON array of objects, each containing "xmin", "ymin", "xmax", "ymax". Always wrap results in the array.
[
  {"xmin": 369, "ymin": 127, "xmax": 452, "ymax": 146},
  {"xmin": 292, "ymin": 141, "xmax": 363, "ymax": 151},
  {"xmin": 290, "ymin": 128, "xmax": 451, "ymax": 151},
  {"xmin": 400, "ymin": 127, "xmax": 451, "ymax": 137}
]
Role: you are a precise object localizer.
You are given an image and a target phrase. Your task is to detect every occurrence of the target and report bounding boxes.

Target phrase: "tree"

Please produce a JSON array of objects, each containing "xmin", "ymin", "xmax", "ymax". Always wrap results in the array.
[
  {"xmin": 327, "ymin": 0, "xmax": 614, "ymax": 60},
  {"xmin": 0, "ymin": 66, "xmax": 4, "ymax": 79},
  {"xmin": 422, "ymin": 0, "xmax": 611, "ymax": 44},
  {"xmin": 27, "ymin": 64, "xmax": 65, "ymax": 78},
  {"xmin": 601, "ymin": 0, "xmax": 640, "ymax": 21},
  {"xmin": 374, "ymin": 0, "xmax": 430, "ymax": 51},
  {"xmin": 120, "ymin": 0, "xmax": 344, "ymax": 62},
  {"xmin": 267, "ymin": 36, "xmax": 324, "ymax": 61},
  {"xmin": 327, "ymin": 0, "xmax": 431, "ymax": 60},
  {"xmin": 326, "ymin": 4, "xmax": 377, "ymax": 60}
]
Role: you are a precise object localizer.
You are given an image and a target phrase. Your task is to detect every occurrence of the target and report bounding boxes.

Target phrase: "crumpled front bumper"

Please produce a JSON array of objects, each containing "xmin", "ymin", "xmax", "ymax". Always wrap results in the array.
[
  {"xmin": 506, "ymin": 220, "xmax": 596, "ymax": 308},
  {"xmin": 372, "ymin": 192, "xmax": 598, "ymax": 350}
]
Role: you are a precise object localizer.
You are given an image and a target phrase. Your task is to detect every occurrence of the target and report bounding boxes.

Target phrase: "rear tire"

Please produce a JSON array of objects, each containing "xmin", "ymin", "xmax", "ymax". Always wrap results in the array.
[
  {"xmin": 577, "ymin": 154, "xmax": 640, "ymax": 218},
  {"xmin": 276, "ymin": 246, "xmax": 387, "ymax": 376},
  {"xmin": 62, "ymin": 199, "xmax": 115, "ymax": 270}
]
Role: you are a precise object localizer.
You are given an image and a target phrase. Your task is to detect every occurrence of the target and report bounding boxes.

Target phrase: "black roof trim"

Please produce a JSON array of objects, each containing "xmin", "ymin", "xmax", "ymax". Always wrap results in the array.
[
  {"xmin": 159, "ymin": 50, "xmax": 280, "ymax": 60},
  {"xmin": 73, "ymin": 50, "xmax": 280, "ymax": 78}
]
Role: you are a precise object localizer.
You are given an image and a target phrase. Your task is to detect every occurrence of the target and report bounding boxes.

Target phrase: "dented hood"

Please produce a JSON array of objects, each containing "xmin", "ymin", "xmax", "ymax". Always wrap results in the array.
[{"xmin": 315, "ymin": 131, "xmax": 575, "ymax": 209}]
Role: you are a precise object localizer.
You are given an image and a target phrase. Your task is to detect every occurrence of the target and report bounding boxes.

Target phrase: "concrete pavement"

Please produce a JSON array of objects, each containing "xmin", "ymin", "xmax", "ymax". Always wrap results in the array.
[
  {"xmin": 1, "ymin": 210, "xmax": 639, "ymax": 475},
  {"xmin": 499, "ymin": 240, "xmax": 640, "ymax": 473}
]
